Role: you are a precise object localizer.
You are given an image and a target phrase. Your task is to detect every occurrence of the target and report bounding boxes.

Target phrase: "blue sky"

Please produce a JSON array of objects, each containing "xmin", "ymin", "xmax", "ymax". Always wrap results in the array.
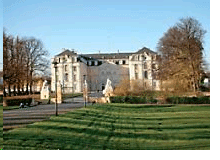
[{"xmin": 2, "ymin": 0, "xmax": 210, "ymax": 69}]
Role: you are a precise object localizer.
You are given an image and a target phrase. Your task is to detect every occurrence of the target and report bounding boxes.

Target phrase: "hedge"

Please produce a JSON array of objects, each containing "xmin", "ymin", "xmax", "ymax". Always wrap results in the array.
[
  {"xmin": 0, "ymin": 95, "xmax": 3, "ymax": 103},
  {"xmin": 3, "ymin": 98, "xmax": 32, "ymax": 106},
  {"xmin": 166, "ymin": 96, "xmax": 210, "ymax": 104},
  {"xmin": 110, "ymin": 96, "xmax": 210, "ymax": 104},
  {"xmin": 110, "ymin": 96, "xmax": 157, "ymax": 104}
]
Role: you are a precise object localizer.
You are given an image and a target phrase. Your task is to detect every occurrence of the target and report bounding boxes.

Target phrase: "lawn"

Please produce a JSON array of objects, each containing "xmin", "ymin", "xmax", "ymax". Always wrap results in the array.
[
  {"xmin": 3, "ymin": 104, "xmax": 210, "ymax": 150},
  {"xmin": 0, "ymin": 105, "xmax": 3, "ymax": 149}
]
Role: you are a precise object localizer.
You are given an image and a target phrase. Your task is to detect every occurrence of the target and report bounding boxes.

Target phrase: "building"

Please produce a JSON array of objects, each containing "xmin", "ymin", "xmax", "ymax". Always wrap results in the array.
[{"xmin": 51, "ymin": 47, "xmax": 160, "ymax": 93}]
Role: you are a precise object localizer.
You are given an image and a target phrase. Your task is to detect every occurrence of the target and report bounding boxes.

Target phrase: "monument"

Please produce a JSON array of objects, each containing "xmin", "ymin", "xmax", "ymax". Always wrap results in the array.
[
  {"xmin": 103, "ymin": 78, "xmax": 114, "ymax": 97},
  {"xmin": 102, "ymin": 78, "xmax": 114, "ymax": 103},
  {"xmin": 40, "ymin": 80, "xmax": 50, "ymax": 99}
]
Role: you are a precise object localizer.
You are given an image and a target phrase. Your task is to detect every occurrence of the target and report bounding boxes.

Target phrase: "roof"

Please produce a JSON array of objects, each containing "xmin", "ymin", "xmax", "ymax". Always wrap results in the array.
[
  {"xmin": 136, "ymin": 47, "xmax": 157, "ymax": 54},
  {"xmin": 56, "ymin": 49, "xmax": 77, "ymax": 57},
  {"xmin": 82, "ymin": 53, "xmax": 133, "ymax": 59},
  {"xmin": 55, "ymin": 47, "xmax": 157, "ymax": 59},
  {"xmin": 82, "ymin": 47, "xmax": 157, "ymax": 59}
]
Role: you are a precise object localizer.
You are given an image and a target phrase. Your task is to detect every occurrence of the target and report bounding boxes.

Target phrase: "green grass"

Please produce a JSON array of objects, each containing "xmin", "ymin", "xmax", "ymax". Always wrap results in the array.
[
  {"xmin": 62, "ymin": 93, "xmax": 83, "ymax": 99},
  {"xmin": 3, "ymin": 106, "xmax": 20, "ymax": 111},
  {"xmin": 3, "ymin": 104, "xmax": 210, "ymax": 150},
  {"xmin": 0, "ymin": 105, "xmax": 3, "ymax": 149}
]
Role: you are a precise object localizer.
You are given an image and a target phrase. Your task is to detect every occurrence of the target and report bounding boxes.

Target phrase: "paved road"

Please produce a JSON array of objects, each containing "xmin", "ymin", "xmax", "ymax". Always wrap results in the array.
[{"xmin": 3, "ymin": 97, "xmax": 87, "ymax": 131}]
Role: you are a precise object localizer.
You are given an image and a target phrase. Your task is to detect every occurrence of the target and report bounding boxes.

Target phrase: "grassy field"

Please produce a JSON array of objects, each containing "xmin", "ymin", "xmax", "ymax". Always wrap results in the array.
[
  {"xmin": 0, "ymin": 105, "xmax": 3, "ymax": 149},
  {"xmin": 3, "ymin": 104, "xmax": 210, "ymax": 150}
]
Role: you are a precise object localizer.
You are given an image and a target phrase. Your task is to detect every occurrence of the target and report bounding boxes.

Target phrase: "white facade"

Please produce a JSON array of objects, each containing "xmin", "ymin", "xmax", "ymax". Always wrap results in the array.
[{"xmin": 51, "ymin": 47, "xmax": 160, "ymax": 93}]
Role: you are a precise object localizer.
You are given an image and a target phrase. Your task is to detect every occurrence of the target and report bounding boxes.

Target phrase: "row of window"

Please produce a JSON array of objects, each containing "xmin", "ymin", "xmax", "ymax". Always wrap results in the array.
[
  {"xmin": 64, "ymin": 65, "xmax": 77, "ymax": 72},
  {"xmin": 134, "ymin": 63, "xmax": 156, "ymax": 70},
  {"xmin": 64, "ymin": 74, "xmax": 76, "ymax": 82},
  {"xmin": 134, "ymin": 71, "xmax": 156, "ymax": 80},
  {"xmin": 58, "ymin": 56, "xmax": 77, "ymax": 63},
  {"xmin": 87, "ymin": 61, "xmax": 102, "ymax": 66}
]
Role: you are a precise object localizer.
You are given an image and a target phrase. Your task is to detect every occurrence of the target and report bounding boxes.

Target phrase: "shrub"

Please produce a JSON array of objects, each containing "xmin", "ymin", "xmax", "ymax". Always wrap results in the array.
[
  {"xmin": 4, "ymin": 98, "xmax": 32, "ymax": 106},
  {"xmin": 0, "ymin": 95, "xmax": 3, "ymax": 103},
  {"xmin": 110, "ymin": 96, "xmax": 157, "ymax": 104},
  {"xmin": 166, "ymin": 96, "xmax": 210, "ymax": 104}
]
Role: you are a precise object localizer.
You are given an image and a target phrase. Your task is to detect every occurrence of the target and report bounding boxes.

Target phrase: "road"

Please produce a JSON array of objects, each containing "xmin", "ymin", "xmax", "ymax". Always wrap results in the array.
[{"xmin": 3, "ymin": 97, "xmax": 86, "ymax": 131}]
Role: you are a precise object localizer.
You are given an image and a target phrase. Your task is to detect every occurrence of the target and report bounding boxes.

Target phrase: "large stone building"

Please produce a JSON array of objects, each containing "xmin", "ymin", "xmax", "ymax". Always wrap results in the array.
[{"xmin": 51, "ymin": 47, "xmax": 160, "ymax": 93}]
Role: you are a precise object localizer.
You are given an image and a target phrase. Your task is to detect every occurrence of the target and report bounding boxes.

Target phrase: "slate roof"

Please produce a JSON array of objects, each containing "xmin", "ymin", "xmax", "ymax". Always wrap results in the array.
[
  {"xmin": 55, "ymin": 47, "xmax": 157, "ymax": 60},
  {"xmin": 82, "ymin": 47, "xmax": 157, "ymax": 59},
  {"xmin": 56, "ymin": 49, "xmax": 77, "ymax": 57}
]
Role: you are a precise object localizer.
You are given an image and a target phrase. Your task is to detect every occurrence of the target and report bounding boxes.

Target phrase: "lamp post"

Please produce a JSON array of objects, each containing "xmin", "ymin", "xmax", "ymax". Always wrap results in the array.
[
  {"xmin": 83, "ymin": 80, "xmax": 88, "ymax": 108},
  {"xmin": 52, "ymin": 60, "xmax": 58, "ymax": 116}
]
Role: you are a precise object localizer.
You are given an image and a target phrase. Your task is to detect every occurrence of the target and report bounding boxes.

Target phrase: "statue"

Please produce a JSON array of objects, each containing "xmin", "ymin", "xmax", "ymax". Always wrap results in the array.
[
  {"xmin": 40, "ymin": 80, "xmax": 50, "ymax": 99},
  {"xmin": 103, "ymin": 78, "xmax": 114, "ymax": 97}
]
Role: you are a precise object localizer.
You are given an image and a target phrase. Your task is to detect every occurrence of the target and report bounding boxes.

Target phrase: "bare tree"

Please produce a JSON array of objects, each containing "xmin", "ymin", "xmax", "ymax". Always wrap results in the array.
[
  {"xmin": 3, "ymin": 31, "xmax": 15, "ymax": 96},
  {"xmin": 24, "ymin": 38, "xmax": 49, "ymax": 94},
  {"xmin": 3, "ymin": 30, "xmax": 50, "ymax": 96},
  {"xmin": 157, "ymin": 17, "xmax": 206, "ymax": 92}
]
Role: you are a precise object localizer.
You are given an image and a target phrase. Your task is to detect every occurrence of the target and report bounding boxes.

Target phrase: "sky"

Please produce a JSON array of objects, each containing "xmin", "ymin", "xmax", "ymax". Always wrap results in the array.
[{"xmin": 1, "ymin": 0, "xmax": 210, "ymax": 70}]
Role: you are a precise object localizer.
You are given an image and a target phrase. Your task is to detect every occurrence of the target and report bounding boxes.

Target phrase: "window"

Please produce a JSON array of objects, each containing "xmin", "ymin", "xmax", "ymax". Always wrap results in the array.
[
  {"xmin": 144, "ymin": 71, "xmax": 148, "ymax": 79},
  {"xmin": 144, "ymin": 62, "xmax": 147, "ymax": 69},
  {"xmin": 152, "ymin": 64, "xmax": 156, "ymax": 69},
  {"xmin": 102, "ymin": 84, "xmax": 105, "ymax": 90},
  {"xmin": 153, "ymin": 82, "xmax": 156, "ymax": 88},
  {"xmin": 98, "ymin": 61, "xmax": 102, "ymax": 65},
  {"xmin": 134, "ymin": 64, "xmax": 138, "ymax": 71},
  {"xmin": 65, "ymin": 73, "xmax": 68, "ymax": 82},
  {"xmin": 73, "ymin": 66, "xmax": 76, "ymax": 71},
  {"xmin": 135, "ymin": 73, "xmax": 138, "ymax": 80},
  {"xmin": 65, "ymin": 65, "xmax": 68, "ymax": 72}
]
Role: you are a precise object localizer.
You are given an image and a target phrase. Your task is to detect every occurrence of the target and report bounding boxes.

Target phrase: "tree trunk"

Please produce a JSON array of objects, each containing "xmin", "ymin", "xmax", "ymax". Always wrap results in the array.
[
  {"xmin": 21, "ymin": 85, "xmax": 24, "ymax": 95},
  {"xmin": 3, "ymin": 86, "xmax": 6, "ymax": 97},
  {"xmin": 30, "ymin": 71, "xmax": 33, "ymax": 94},
  {"xmin": 17, "ymin": 83, "xmax": 21, "ymax": 95},
  {"xmin": 8, "ymin": 83, "xmax": 11, "ymax": 96},
  {"xmin": 26, "ymin": 83, "xmax": 29, "ymax": 95},
  {"xmin": 13, "ymin": 85, "xmax": 16, "ymax": 96}
]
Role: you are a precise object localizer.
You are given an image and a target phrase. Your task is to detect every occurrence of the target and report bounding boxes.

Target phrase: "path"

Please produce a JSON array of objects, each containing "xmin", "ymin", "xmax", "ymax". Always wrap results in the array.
[{"xmin": 3, "ymin": 97, "xmax": 87, "ymax": 131}]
